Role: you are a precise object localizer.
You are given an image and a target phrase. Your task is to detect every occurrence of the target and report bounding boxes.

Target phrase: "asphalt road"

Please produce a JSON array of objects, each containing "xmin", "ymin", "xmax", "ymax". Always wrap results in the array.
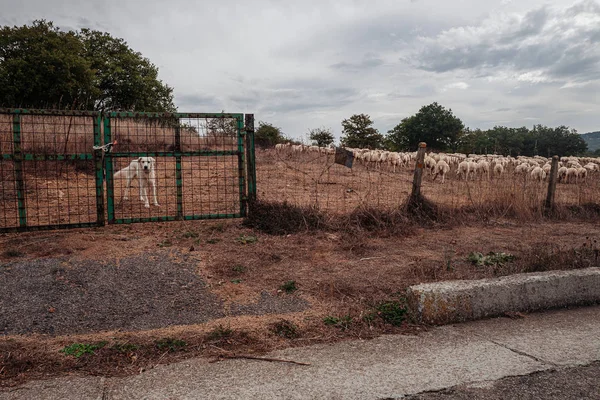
[{"xmin": 406, "ymin": 362, "xmax": 600, "ymax": 400}]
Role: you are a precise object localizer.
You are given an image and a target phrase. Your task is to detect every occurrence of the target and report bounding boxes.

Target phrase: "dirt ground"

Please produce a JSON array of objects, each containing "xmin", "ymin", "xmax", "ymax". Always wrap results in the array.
[{"xmin": 1, "ymin": 217, "xmax": 599, "ymax": 386}]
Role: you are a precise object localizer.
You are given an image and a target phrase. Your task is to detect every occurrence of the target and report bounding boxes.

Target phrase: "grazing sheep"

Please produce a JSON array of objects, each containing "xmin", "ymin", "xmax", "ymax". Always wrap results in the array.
[
  {"xmin": 514, "ymin": 163, "xmax": 531, "ymax": 176},
  {"xmin": 477, "ymin": 160, "xmax": 490, "ymax": 180},
  {"xmin": 558, "ymin": 166, "xmax": 568, "ymax": 182},
  {"xmin": 456, "ymin": 160, "xmax": 471, "ymax": 180},
  {"xmin": 577, "ymin": 167, "xmax": 588, "ymax": 182},
  {"xmin": 566, "ymin": 167, "xmax": 579, "ymax": 183},
  {"xmin": 432, "ymin": 160, "xmax": 450, "ymax": 183},
  {"xmin": 530, "ymin": 166, "xmax": 546, "ymax": 182},
  {"xmin": 424, "ymin": 155, "xmax": 437, "ymax": 176},
  {"xmin": 493, "ymin": 163, "xmax": 504, "ymax": 178}
]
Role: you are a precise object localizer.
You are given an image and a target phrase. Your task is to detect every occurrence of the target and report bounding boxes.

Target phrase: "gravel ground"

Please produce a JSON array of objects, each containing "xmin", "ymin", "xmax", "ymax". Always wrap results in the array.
[{"xmin": 0, "ymin": 251, "xmax": 307, "ymax": 336}]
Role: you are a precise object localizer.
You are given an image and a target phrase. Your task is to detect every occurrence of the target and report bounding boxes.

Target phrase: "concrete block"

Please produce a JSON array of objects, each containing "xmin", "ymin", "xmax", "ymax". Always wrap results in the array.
[{"xmin": 406, "ymin": 267, "xmax": 600, "ymax": 325}]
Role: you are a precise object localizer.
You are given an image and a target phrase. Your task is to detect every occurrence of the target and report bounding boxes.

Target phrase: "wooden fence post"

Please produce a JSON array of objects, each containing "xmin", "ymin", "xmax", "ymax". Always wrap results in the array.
[
  {"xmin": 544, "ymin": 155, "xmax": 559, "ymax": 212},
  {"xmin": 410, "ymin": 142, "xmax": 427, "ymax": 200}
]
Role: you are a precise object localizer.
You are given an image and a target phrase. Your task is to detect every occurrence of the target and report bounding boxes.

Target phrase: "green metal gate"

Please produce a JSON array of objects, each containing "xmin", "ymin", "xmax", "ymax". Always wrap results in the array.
[
  {"xmin": 103, "ymin": 112, "xmax": 251, "ymax": 224},
  {"xmin": 0, "ymin": 109, "xmax": 256, "ymax": 232}
]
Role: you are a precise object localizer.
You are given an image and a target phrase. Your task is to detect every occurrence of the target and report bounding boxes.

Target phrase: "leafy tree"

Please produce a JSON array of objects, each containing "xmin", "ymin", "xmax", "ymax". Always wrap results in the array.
[
  {"xmin": 386, "ymin": 102, "xmax": 464, "ymax": 152},
  {"xmin": 255, "ymin": 121, "xmax": 285, "ymax": 147},
  {"xmin": 457, "ymin": 124, "xmax": 587, "ymax": 157},
  {"xmin": 308, "ymin": 127, "xmax": 335, "ymax": 147},
  {"xmin": 77, "ymin": 28, "xmax": 174, "ymax": 111},
  {"xmin": 0, "ymin": 20, "xmax": 96, "ymax": 108},
  {"xmin": 339, "ymin": 114, "xmax": 383, "ymax": 149},
  {"xmin": 0, "ymin": 20, "xmax": 175, "ymax": 111}
]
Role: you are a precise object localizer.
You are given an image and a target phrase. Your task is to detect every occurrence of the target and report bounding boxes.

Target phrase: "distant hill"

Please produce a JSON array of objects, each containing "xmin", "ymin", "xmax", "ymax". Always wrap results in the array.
[{"xmin": 581, "ymin": 131, "xmax": 600, "ymax": 151}]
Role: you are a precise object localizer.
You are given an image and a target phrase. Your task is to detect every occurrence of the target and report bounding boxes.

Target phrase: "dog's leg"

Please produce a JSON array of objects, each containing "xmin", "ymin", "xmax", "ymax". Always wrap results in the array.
[
  {"xmin": 123, "ymin": 173, "xmax": 131, "ymax": 201},
  {"xmin": 140, "ymin": 178, "xmax": 149, "ymax": 208},
  {"xmin": 151, "ymin": 178, "xmax": 160, "ymax": 206}
]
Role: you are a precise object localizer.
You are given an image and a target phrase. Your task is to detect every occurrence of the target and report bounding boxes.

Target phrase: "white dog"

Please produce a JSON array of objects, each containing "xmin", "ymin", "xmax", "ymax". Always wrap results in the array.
[{"xmin": 114, "ymin": 157, "xmax": 160, "ymax": 208}]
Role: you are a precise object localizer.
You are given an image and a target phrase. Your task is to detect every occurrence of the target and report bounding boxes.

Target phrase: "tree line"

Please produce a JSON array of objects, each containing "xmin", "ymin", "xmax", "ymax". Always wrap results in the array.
[{"xmin": 259, "ymin": 102, "xmax": 589, "ymax": 158}]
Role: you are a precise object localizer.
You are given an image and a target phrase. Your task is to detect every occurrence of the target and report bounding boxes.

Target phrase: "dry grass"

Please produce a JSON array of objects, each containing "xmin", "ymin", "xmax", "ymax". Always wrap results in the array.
[{"xmin": 257, "ymin": 148, "xmax": 600, "ymax": 221}]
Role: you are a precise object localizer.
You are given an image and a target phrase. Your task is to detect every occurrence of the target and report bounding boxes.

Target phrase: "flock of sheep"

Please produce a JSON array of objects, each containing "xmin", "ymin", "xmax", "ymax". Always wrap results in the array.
[{"xmin": 274, "ymin": 143, "xmax": 600, "ymax": 185}]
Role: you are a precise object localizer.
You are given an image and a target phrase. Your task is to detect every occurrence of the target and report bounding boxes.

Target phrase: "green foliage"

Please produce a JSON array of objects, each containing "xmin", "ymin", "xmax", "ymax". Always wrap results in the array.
[
  {"xmin": 236, "ymin": 234, "xmax": 258, "ymax": 244},
  {"xmin": 279, "ymin": 280, "xmax": 298, "ymax": 293},
  {"xmin": 340, "ymin": 114, "xmax": 384, "ymax": 149},
  {"xmin": 308, "ymin": 127, "xmax": 335, "ymax": 147},
  {"xmin": 60, "ymin": 341, "xmax": 107, "ymax": 358},
  {"xmin": 323, "ymin": 315, "xmax": 353, "ymax": 330},
  {"xmin": 373, "ymin": 301, "xmax": 407, "ymax": 326},
  {"xmin": 207, "ymin": 112, "xmax": 238, "ymax": 137},
  {"xmin": 0, "ymin": 20, "xmax": 96, "ymax": 108},
  {"xmin": 207, "ymin": 325, "xmax": 233, "ymax": 341},
  {"xmin": 458, "ymin": 125, "xmax": 587, "ymax": 157},
  {"xmin": 0, "ymin": 20, "xmax": 175, "ymax": 111},
  {"xmin": 3, "ymin": 249, "xmax": 24, "ymax": 258},
  {"xmin": 112, "ymin": 343, "xmax": 140, "ymax": 353},
  {"xmin": 468, "ymin": 252, "xmax": 516, "ymax": 267},
  {"xmin": 154, "ymin": 338, "xmax": 187, "ymax": 352},
  {"xmin": 386, "ymin": 102, "xmax": 464, "ymax": 152},
  {"xmin": 232, "ymin": 265, "xmax": 246, "ymax": 274},
  {"xmin": 269, "ymin": 319, "xmax": 300, "ymax": 339},
  {"xmin": 255, "ymin": 121, "xmax": 286, "ymax": 147}
]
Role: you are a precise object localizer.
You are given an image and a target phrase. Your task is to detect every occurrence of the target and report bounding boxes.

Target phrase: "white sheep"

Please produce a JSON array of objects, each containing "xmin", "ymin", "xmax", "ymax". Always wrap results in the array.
[
  {"xmin": 530, "ymin": 166, "xmax": 546, "ymax": 182},
  {"xmin": 456, "ymin": 160, "xmax": 471, "ymax": 180},
  {"xmin": 566, "ymin": 167, "xmax": 579, "ymax": 183},
  {"xmin": 558, "ymin": 166, "xmax": 568, "ymax": 183},
  {"xmin": 493, "ymin": 163, "xmax": 504, "ymax": 178},
  {"xmin": 477, "ymin": 160, "xmax": 490, "ymax": 180},
  {"xmin": 432, "ymin": 160, "xmax": 450, "ymax": 183}
]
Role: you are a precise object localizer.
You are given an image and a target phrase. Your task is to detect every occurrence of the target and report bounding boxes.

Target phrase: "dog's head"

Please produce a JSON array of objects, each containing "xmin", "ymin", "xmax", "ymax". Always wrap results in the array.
[{"xmin": 138, "ymin": 157, "xmax": 155, "ymax": 173}]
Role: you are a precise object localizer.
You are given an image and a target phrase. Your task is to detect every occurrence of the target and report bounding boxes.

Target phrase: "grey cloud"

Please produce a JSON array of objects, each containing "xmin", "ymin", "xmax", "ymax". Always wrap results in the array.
[
  {"xmin": 266, "ymin": 87, "xmax": 360, "ymax": 113},
  {"xmin": 330, "ymin": 55, "xmax": 384, "ymax": 72},
  {"xmin": 414, "ymin": 1, "xmax": 600, "ymax": 84}
]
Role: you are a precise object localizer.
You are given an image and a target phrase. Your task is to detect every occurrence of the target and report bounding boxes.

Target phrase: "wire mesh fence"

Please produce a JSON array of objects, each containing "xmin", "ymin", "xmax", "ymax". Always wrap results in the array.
[
  {"xmin": 0, "ymin": 111, "xmax": 101, "ymax": 231},
  {"xmin": 0, "ymin": 109, "xmax": 252, "ymax": 232},
  {"xmin": 255, "ymin": 145, "xmax": 600, "ymax": 215}
]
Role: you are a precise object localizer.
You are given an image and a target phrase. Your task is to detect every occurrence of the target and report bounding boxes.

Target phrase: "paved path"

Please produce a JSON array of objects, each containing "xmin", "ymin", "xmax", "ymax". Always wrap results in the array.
[{"xmin": 2, "ymin": 306, "xmax": 599, "ymax": 400}]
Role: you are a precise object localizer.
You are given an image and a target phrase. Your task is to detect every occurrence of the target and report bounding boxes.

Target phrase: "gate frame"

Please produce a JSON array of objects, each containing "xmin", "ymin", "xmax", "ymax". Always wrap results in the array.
[{"xmin": 103, "ymin": 112, "xmax": 248, "ymax": 225}]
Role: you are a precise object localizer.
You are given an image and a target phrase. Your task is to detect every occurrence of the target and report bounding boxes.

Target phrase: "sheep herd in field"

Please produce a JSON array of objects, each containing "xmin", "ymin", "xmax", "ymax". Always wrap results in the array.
[{"xmin": 273, "ymin": 143, "xmax": 600, "ymax": 185}]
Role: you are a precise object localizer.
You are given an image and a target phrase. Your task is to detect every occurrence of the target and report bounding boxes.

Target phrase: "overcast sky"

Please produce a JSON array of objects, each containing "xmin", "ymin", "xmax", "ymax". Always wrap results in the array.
[{"xmin": 2, "ymin": 0, "xmax": 599, "ymax": 141}]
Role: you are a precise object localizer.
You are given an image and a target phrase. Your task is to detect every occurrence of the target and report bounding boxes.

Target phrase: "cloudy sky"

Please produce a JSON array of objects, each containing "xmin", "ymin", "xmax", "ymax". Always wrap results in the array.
[{"xmin": 2, "ymin": 0, "xmax": 599, "ymax": 141}]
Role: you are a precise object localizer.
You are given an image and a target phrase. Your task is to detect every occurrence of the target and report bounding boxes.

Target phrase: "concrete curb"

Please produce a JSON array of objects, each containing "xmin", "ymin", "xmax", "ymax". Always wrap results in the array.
[{"xmin": 406, "ymin": 267, "xmax": 600, "ymax": 325}]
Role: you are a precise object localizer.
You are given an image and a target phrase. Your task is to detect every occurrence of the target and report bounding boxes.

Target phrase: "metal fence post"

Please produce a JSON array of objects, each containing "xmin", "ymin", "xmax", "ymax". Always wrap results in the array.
[
  {"xmin": 12, "ymin": 114, "xmax": 27, "ymax": 228},
  {"xmin": 410, "ymin": 142, "xmax": 427, "ymax": 200},
  {"xmin": 93, "ymin": 114, "xmax": 105, "ymax": 226},
  {"xmin": 544, "ymin": 155, "xmax": 559, "ymax": 212},
  {"xmin": 103, "ymin": 115, "xmax": 115, "ymax": 223},
  {"xmin": 244, "ymin": 114, "xmax": 256, "ymax": 206},
  {"xmin": 174, "ymin": 121, "xmax": 183, "ymax": 220}
]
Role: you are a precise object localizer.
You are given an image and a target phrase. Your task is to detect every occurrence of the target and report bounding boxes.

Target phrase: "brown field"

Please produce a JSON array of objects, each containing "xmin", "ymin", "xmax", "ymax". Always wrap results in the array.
[
  {"xmin": 257, "ymin": 148, "xmax": 600, "ymax": 214},
  {"xmin": 1, "ymin": 114, "xmax": 600, "ymax": 387}
]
